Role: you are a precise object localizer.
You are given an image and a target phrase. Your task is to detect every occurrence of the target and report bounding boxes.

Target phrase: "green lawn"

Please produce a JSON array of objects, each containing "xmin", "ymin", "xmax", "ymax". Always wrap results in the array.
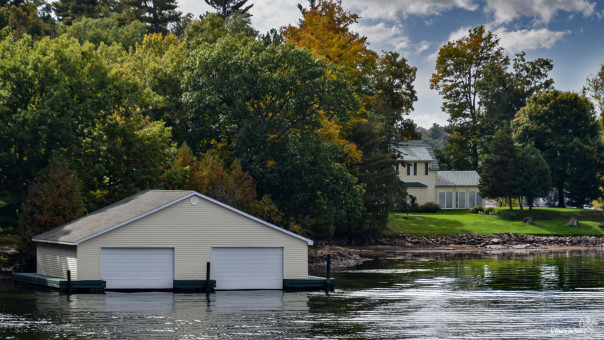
[{"xmin": 388, "ymin": 208, "xmax": 604, "ymax": 236}]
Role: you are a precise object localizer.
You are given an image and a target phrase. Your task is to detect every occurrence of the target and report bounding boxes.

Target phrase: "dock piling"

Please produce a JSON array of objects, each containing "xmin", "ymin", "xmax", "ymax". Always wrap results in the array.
[
  {"xmin": 66, "ymin": 270, "xmax": 72, "ymax": 294},
  {"xmin": 205, "ymin": 262, "xmax": 213, "ymax": 293},
  {"xmin": 325, "ymin": 254, "xmax": 331, "ymax": 291}
]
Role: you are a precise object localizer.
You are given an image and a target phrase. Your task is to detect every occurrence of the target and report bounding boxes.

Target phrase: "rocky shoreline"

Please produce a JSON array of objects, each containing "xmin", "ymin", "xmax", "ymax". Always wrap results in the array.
[{"xmin": 309, "ymin": 233, "xmax": 604, "ymax": 267}]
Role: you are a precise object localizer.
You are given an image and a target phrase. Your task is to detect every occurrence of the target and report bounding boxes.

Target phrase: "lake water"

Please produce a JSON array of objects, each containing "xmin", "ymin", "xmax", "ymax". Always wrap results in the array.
[{"xmin": 2, "ymin": 249, "xmax": 604, "ymax": 339}]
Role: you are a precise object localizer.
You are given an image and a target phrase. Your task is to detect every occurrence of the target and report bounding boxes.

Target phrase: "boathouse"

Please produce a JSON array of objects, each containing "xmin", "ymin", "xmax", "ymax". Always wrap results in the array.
[{"xmin": 29, "ymin": 190, "xmax": 314, "ymax": 291}]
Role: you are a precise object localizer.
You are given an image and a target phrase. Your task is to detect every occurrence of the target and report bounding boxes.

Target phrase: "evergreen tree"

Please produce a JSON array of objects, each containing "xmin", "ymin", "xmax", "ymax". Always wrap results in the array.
[
  {"xmin": 479, "ymin": 124, "xmax": 516, "ymax": 209},
  {"xmin": 341, "ymin": 121, "xmax": 407, "ymax": 237},
  {"xmin": 511, "ymin": 144, "xmax": 551, "ymax": 209},
  {"xmin": 18, "ymin": 157, "xmax": 85, "ymax": 258},
  {"xmin": 53, "ymin": 0, "xmax": 106, "ymax": 25},
  {"xmin": 204, "ymin": 0, "xmax": 253, "ymax": 18},
  {"xmin": 124, "ymin": 0, "xmax": 181, "ymax": 34},
  {"xmin": 566, "ymin": 138, "xmax": 600, "ymax": 207},
  {"xmin": 0, "ymin": 1, "xmax": 53, "ymax": 39}
]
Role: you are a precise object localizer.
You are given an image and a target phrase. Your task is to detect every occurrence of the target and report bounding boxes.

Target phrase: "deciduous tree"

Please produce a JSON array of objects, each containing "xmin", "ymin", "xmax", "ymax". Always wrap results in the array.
[
  {"xmin": 60, "ymin": 17, "xmax": 146, "ymax": 49},
  {"xmin": 182, "ymin": 37, "xmax": 359, "ymax": 165},
  {"xmin": 430, "ymin": 25, "xmax": 507, "ymax": 170},
  {"xmin": 478, "ymin": 51, "xmax": 553, "ymax": 137},
  {"xmin": 372, "ymin": 51, "xmax": 417, "ymax": 141},
  {"xmin": 282, "ymin": 0, "xmax": 377, "ymax": 94},
  {"xmin": 17, "ymin": 157, "xmax": 85, "ymax": 258},
  {"xmin": 0, "ymin": 34, "xmax": 144, "ymax": 223},
  {"xmin": 513, "ymin": 90, "xmax": 600, "ymax": 207}
]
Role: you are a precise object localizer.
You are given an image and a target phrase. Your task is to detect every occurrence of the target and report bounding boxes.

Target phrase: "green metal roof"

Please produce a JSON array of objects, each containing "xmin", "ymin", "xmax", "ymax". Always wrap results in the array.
[{"xmin": 405, "ymin": 182, "xmax": 428, "ymax": 188}]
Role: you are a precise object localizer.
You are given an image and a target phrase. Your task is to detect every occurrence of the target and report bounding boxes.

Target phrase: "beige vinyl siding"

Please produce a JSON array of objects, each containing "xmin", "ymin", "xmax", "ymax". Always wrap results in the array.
[
  {"xmin": 407, "ymin": 187, "xmax": 427, "ymax": 204},
  {"xmin": 77, "ymin": 198, "xmax": 308, "ymax": 281},
  {"xmin": 36, "ymin": 243, "xmax": 77, "ymax": 279},
  {"xmin": 399, "ymin": 162, "xmax": 438, "ymax": 205}
]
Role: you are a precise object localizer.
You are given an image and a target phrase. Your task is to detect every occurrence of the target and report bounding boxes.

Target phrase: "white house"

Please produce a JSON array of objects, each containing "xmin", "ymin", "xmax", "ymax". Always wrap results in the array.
[
  {"xmin": 32, "ymin": 190, "xmax": 313, "ymax": 290},
  {"xmin": 393, "ymin": 140, "xmax": 483, "ymax": 209}
]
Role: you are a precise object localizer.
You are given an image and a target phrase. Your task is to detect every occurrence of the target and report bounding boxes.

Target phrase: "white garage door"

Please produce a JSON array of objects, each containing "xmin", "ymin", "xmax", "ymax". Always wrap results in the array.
[
  {"xmin": 100, "ymin": 248, "xmax": 174, "ymax": 289},
  {"xmin": 212, "ymin": 247, "xmax": 284, "ymax": 290}
]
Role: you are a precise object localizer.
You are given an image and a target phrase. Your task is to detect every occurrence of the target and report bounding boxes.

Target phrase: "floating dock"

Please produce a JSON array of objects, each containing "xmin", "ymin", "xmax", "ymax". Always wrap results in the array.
[
  {"xmin": 12, "ymin": 273, "xmax": 105, "ymax": 292},
  {"xmin": 13, "ymin": 273, "xmax": 333, "ymax": 293},
  {"xmin": 284, "ymin": 275, "xmax": 335, "ymax": 291}
]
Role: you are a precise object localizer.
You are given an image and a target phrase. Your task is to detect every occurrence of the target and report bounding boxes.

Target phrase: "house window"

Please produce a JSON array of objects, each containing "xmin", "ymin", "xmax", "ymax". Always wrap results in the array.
[
  {"xmin": 469, "ymin": 191, "xmax": 482, "ymax": 207},
  {"xmin": 438, "ymin": 191, "xmax": 453, "ymax": 209},
  {"xmin": 407, "ymin": 163, "xmax": 411, "ymax": 176},
  {"xmin": 413, "ymin": 162, "xmax": 417, "ymax": 175},
  {"xmin": 456, "ymin": 192, "xmax": 466, "ymax": 209},
  {"xmin": 425, "ymin": 163, "xmax": 429, "ymax": 175}
]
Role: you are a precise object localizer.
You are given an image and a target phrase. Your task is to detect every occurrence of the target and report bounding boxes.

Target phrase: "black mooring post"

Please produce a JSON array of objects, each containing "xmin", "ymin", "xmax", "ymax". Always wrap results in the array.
[
  {"xmin": 205, "ymin": 262, "xmax": 211, "ymax": 293},
  {"xmin": 66, "ymin": 270, "xmax": 72, "ymax": 294},
  {"xmin": 325, "ymin": 254, "xmax": 331, "ymax": 291}
]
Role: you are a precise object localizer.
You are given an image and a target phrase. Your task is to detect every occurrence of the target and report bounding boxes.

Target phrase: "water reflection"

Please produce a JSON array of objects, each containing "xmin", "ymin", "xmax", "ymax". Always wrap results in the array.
[
  {"xmin": 340, "ymin": 248, "xmax": 604, "ymax": 291},
  {"xmin": 2, "ymin": 248, "xmax": 604, "ymax": 339}
]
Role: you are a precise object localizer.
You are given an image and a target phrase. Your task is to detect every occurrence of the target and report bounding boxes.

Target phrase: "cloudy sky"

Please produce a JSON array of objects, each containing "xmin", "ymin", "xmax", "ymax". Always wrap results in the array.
[{"xmin": 178, "ymin": 0, "xmax": 604, "ymax": 128}]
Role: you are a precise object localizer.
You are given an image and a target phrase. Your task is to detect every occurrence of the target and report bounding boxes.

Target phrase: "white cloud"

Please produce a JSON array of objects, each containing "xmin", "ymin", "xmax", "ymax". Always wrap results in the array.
[
  {"xmin": 351, "ymin": 22, "xmax": 410, "ymax": 51},
  {"xmin": 483, "ymin": 0, "xmax": 596, "ymax": 23},
  {"xmin": 416, "ymin": 41, "xmax": 431, "ymax": 54},
  {"xmin": 344, "ymin": 0, "xmax": 478, "ymax": 20},
  {"xmin": 493, "ymin": 27, "xmax": 570, "ymax": 52}
]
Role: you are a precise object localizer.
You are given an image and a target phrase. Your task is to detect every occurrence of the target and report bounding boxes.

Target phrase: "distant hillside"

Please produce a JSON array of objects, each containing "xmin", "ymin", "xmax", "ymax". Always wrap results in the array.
[{"xmin": 418, "ymin": 123, "xmax": 447, "ymax": 150}]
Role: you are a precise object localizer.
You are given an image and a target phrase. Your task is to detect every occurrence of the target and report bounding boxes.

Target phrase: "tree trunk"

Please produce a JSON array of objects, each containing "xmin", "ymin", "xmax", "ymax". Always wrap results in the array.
[
  {"xmin": 557, "ymin": 185, "xmax": 566, "ymax": 207},
  {"xmin": 565, "ymin": 217, "xmax": 579, "ymax": 228},
  {"xmin": 527, "ymin": 195, "xmax": 534, "ymax": 210},
  {"xmin": 508, "ymin": 196, "xmax": 513, "ymax": 210},
  {"xmin": 519, "ymin": 196, "xmax": 524, "ymax": 211}
]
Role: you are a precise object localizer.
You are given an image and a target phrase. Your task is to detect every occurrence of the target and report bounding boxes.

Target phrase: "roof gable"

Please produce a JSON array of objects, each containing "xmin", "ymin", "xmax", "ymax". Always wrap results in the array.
[
  {"xmin": 32, "ymin": 190, "xmax": 313, "ymax": 246},
  {"xmin": 391, "ymin": 140, "xmax": 439, "ymax": 170}
]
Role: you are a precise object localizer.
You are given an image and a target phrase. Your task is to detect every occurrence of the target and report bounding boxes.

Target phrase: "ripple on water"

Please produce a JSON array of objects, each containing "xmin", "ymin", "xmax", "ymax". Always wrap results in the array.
[{"xmin": 3, "ymin": 251, "xmax": 604, "ymax": 339}]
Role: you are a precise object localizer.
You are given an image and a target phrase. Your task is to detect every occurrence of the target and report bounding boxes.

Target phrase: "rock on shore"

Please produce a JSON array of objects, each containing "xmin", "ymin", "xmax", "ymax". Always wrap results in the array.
[
  {"xmin": 385, "ymin": 233, "xmax": 604, "ymax": 248},
  {"xmin": 309, "ymin": 234, "xmax": 604, "ymax": 267},
  {"xmin": 308, "ymin": 245, "xmax": 369, "ymax": 268}
]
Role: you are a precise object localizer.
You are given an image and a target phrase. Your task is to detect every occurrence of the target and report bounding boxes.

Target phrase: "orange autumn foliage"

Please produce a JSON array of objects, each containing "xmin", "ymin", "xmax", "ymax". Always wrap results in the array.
[{"xmin": 168, "ymin": 144, "xmax": 283, "ymax": 226}]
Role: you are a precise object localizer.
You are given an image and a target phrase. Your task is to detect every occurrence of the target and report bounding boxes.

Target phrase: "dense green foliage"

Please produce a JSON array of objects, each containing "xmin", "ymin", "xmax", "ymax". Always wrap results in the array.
[
  {"xmin": 513, "ymin": 90, "xmax": 601, "ymax": 207},
  {"xmin": 511, "ymin": 144, "xmax": 551, "ymax": 209},
  {"xmin": 1, "ymin": 1, "xmax": 602, "ymax": 253},
  {"xmin": 0, "ymin": 0, "xmax": 414, "ymax": 252},
  {"xmin": 430, "ymin": 26, "xmax": 506, "ymax": 170},
  {"xmin": 479, "ymin": 125, "xmax": 516, "ymax": 208},
  {"xmin": 431, "ymin": 24, "xmax": 602, "ymax": 209}
]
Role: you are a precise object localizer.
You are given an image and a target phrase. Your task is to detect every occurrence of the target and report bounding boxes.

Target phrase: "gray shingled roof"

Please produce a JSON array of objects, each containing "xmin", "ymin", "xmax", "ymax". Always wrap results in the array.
[
  {"xmin": 437, "ymin": 171, "xmax": 480, "ymax": 186},
  {"xmin": 391, "ymin": 140, "xmax": 439, "ymax": 170},
  {"xmin": 32, "ymin": 190, "xmax": 313, "ymax": 245},
  {"xmin": 32, "ymin": 190, "xmax": 195, "ymax": 244}
]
